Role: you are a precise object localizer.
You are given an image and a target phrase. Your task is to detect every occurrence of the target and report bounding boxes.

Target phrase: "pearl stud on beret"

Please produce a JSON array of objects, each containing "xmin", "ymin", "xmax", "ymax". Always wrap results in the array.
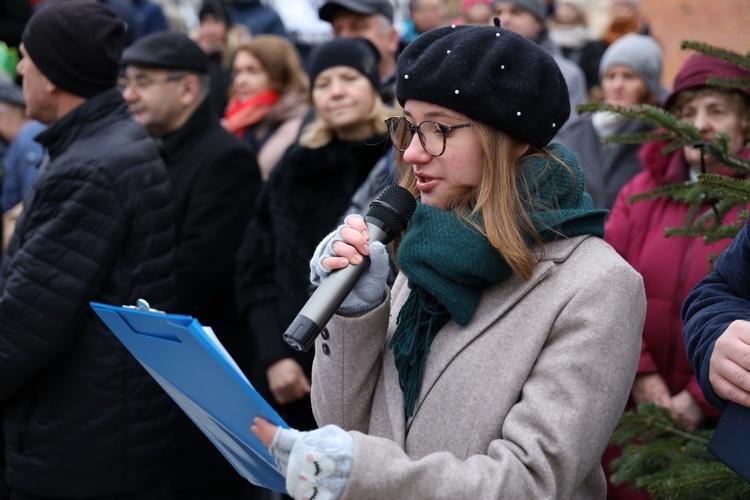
[{"xmin": 396, "ymin": 19, "xmax": 570, "ymax": 147}]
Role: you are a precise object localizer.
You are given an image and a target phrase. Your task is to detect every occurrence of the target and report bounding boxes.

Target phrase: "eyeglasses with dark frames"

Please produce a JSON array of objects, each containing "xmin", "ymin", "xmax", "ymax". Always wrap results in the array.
[
  {"xmin": 385, "ymin": 116, "xmax": 473, "ymax": 157},
  {"xmin": 117, "ymin": 73, "xmax": 188, "ymax": 93}
]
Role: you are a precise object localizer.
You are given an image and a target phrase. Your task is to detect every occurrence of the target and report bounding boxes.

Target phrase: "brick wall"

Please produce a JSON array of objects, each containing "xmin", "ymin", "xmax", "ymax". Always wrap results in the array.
[{"xmin": 640, "ymin": 0, "xmax": 750, "ymax": 87}]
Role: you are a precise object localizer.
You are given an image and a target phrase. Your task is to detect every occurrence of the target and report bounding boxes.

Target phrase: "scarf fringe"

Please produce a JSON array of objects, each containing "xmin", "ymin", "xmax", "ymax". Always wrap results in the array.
[{"xmin": 390, "ymin": 288, "xmax": 451, "ymax": 417}]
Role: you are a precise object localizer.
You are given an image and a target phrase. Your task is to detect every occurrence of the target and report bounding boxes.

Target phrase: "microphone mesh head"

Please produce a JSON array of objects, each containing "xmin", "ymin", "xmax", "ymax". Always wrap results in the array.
[{"xmin": 365, "ymin": 185, "xmax": 417, "ymax": 240}]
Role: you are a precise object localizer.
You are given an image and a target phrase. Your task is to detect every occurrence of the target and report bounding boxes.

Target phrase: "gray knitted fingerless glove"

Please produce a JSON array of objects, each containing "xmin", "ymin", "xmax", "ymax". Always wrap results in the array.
[
  {"xmin": 269, "ymin": 427, "xmax": 302, "ymax": 476},
  {"xmin": 269, "ymin": 425, "xmax": 354, "ymax": 500},
  {"xmin": 310, "ymin": 216, "xmax": 390, "ymax": 315}
]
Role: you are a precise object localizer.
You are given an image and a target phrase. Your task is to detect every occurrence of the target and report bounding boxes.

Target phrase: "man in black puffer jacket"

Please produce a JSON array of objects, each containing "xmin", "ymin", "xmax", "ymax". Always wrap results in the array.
[{"xmin": 0, "ymin": 2, "xmax": 177, "ymax": 499}]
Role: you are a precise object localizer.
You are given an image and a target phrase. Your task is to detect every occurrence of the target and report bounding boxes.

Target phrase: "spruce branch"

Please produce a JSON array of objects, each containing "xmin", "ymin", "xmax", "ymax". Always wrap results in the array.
[
  {"xmin": 680, "ymin": 40, "xmax": 750, "ymax": 69},
  {"xmin": 600, "ymin": 130, "xmax": 674, "ymax": 146},
  {"xmin": 576, "ymin": 103, "xmax": 702, "ymax": 141},
  {"xmin": 698, "ymin": 174, "xmax": 750, "ymax": 197},
  {"xmin": 628, "ymin": 182, "xmax": 693, "ymax": 203},
  {"xmin": 575, "ymin": 102, "xmax": 705, "ymax": 155},
  {"xmin": 707, "ymin": 76, "xmax": 750, "ymax": 92},
  {"xmin": 608, "ymin": 403, "xmax": 750, "ymax": 499}
]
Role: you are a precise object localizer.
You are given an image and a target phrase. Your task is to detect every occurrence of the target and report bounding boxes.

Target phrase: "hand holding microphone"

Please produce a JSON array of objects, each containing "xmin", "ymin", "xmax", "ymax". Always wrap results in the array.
[
  {"xmin": 283, "ymin": 186, "xmax": 416, "ymax": 352},
  {"xmin": 310, "ymin": 216, "xmax": 392, "ymax": 315},
  {"xmin": 319, "ymin": 216, "xmax": 378, "ymax": 278}
]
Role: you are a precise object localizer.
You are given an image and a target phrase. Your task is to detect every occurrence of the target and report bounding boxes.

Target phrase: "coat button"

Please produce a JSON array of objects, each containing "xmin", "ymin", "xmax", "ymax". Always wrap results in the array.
[
  {"xmin": 322, "ymin": 342, "xmax": 330, "ymax": 355},
  {"xmin": 321, "ymin": 328, "xmax": 329, "ymax": 340}
]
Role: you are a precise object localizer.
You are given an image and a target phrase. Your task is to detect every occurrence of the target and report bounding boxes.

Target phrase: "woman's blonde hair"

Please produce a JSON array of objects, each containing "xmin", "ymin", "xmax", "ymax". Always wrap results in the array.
[
  {"xmin": 395, "ymin": 121, "xmax": 574, "ymax": 280},
  {"xmin": 299, "ymin": 87, "xmax": 392, "ymax": 149},
  {"xmin": 233, "ymin": 35, "xmax": 310, "ymax": 98}
]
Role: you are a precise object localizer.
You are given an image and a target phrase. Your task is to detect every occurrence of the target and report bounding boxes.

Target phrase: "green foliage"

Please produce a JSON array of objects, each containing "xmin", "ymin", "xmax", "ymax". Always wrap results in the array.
[
  {"xmin": 0, "ymin": 42, "xmax": 18, "ymax": 82},
  {"xmin": 680, "ymin": 41, "xmax": 750, "ymax": 70},
  {"xmin": 610, "ymin": 403, "xmax": 750, "ymax": 499}
]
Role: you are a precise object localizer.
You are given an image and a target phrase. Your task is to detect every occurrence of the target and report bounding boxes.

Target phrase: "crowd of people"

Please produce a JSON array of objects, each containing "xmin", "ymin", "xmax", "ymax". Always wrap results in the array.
[{"xmin": 0, "ymin": 1, "xmax": 748, "ymax": 500}]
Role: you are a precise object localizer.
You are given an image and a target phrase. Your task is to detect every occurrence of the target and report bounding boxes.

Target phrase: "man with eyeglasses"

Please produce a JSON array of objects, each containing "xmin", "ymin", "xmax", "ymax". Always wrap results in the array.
[
  {"xmin": 0, "ymin": 2, "xmax": 178, "ymax": 498},
  {"xmin": 120, "ymin": 30, "xmax": 263, "ymax": 499}
]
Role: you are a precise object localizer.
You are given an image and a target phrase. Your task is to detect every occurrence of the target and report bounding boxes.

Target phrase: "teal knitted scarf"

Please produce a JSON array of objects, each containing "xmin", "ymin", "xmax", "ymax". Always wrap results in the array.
[{"xmin": 389, "ymin": 143, "xmax": 608, "ymax": 417}]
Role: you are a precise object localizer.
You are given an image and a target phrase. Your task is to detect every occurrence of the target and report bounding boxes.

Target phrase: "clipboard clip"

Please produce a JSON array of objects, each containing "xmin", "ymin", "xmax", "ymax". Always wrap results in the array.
[{"xmin": 123, "ymin": 298, "xmax": 165, "ymax": 314}]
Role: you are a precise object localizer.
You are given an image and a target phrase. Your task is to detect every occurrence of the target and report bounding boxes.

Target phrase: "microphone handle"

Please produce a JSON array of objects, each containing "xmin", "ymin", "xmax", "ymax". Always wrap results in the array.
[{"xmin": 283, "ymin": 223, "xmax": 388, "ymax": 352}]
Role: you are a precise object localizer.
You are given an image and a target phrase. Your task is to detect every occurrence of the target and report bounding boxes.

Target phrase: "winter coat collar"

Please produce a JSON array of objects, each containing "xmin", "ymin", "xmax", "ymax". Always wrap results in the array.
[
  {"xmin": 35, "ymin": 88, "xmax": 125, "ymax": 159},
  {"xmin": 638, "ymin": 139, "xmax": 689, "ymax": 185},
  {"xmin": 384, "ymin": 235, "xmax": 595, "ymax": 432},
  {"xmin": 639, "ymin": 136, "xmax": 749, "ymax": 186},
  {"xmin": 159, "ymin": 96, "xmax": 214, "ymax": 165}
]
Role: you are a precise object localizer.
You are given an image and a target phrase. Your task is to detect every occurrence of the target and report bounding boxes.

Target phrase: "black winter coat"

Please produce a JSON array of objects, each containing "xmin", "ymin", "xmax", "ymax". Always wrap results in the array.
[
  {"xmin": 235, "ymin": 135, "xmax": 390, "ymax": 428},
  {"xmin": 159, "ymin": 97, "xmax": 262, "ymax": 491},
  {"xmin": 0, "ymin": 89, "xmax": 177, "ymax": 497}
]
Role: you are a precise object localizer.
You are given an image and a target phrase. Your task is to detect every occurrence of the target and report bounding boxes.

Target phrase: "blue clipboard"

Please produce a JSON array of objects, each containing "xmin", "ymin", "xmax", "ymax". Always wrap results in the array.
[
  {"xmin": 90, "ymin": 300, "xmax": 288, "ymax": 494},
  {"xmin": 708, "ymin": 401, "xmax": 750, "ymax": 483}
]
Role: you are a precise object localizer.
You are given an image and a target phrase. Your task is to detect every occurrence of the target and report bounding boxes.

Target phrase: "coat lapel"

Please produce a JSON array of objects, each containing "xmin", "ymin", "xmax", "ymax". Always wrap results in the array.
[
  {"xmin": 382, "ymin": 236, "xmax": 591, "ymax": 432},
  {"xmin": 408, "ymin": 259, "xmax": 556, "ymax": 426}
]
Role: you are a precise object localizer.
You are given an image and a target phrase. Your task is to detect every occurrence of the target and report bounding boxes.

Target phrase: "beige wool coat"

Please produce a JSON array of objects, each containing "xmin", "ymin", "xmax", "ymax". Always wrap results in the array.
[{"xmin": 311, "ymin": 235, "xmax": 646, "ymax": 499}]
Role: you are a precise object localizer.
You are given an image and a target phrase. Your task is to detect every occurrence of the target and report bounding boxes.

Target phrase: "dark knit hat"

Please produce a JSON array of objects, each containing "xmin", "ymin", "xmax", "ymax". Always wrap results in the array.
[
  {"xmin": 199, "ymin": 0, "xmax": 232, "ymax": 26},
  {"xmin": 319, "ymin": 0, "xmax": 394, "ymax": 23},
  {"xmin": 21, "ymin": 0, "xmax": 125, "ymax": 98},
  {"xmin": 664, "ymin": 53, "xmax": 750, "ymax": 112},
  {"xmin": 307, "ymin": 37, "xmax": 380, "ymax": 91},
  {"xmin": 396, "ymin": 20, "xmax": 570, "ymax": 147},
  {"xmin": 121, "ymin": 32, "xmax": 209, "ymax": 74}
]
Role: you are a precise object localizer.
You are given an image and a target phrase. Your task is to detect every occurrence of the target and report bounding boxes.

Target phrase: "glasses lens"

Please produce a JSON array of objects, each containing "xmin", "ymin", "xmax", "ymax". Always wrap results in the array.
[
  {"xmin": 419, "ymin": 121, "xmax": 444, "ymax": 156},
  {"xmin": 117, "ymin": 78, "xmax": 129, "ymax": 92},
  {"xmin": 387, "ymin": 118, "xmax": 412, "ymax": 152}
]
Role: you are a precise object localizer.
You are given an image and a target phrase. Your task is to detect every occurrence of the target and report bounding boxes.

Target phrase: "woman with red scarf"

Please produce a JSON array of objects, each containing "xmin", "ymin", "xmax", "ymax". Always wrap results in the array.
[{"xmin": 223, "ymin": 34, "xmax": 310, "ymax": 179}]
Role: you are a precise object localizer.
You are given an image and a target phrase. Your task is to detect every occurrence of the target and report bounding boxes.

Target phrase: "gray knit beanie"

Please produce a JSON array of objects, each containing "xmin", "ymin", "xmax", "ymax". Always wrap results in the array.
[
  {"xmin": 494, "ymin": 0, "xmax": 546, "ymax": 23},
  {"xmin": 599, "ymin": 34, "xmax": 663, "ymax": 98}
]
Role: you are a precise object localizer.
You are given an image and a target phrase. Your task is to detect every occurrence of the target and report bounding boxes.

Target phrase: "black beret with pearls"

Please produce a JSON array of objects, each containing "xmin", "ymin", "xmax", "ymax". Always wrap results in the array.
[{"xmin": 395, "ymin": 19, "xmax": 570, "ymax": 147}]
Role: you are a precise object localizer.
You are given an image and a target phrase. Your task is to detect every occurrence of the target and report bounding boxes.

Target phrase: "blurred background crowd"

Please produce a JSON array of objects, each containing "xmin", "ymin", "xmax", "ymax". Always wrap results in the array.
[
  {"xmin": 2, "ymin": 0, "xmax": 748, "ymax": 91},
  {"xmin": 0, "ymin": 1, "xmax": 748, "ymax": 500}
]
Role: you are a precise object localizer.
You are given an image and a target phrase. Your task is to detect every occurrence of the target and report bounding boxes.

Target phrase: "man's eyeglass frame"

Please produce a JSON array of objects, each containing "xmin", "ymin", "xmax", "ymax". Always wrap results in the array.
[{"xmin": 117, "ymin": 73, "xmax": 188, "ymax": 93}]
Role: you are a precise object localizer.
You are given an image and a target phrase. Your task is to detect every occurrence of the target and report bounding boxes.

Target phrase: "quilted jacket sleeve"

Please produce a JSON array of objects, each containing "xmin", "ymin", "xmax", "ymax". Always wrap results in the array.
[
  {"xmin": 682, "ymin": 223, "xmax": 750, "ymax": 410},
  {"xmin": 0, "ymin": 162, "xmax": 126, "ymax": 401}
]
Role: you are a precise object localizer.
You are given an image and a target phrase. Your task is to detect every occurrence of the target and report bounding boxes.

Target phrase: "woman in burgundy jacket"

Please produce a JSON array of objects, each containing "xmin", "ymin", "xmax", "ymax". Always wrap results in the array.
[{"xmin": 603, "ymin": 53, "xmax": 750, "ymax": 498}]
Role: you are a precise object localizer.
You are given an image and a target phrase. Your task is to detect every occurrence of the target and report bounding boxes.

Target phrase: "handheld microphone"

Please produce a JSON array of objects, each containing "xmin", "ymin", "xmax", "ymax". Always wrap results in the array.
[{"xmin": 283, "ymin": 185, "xmax": 417, "ymax": 352}]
